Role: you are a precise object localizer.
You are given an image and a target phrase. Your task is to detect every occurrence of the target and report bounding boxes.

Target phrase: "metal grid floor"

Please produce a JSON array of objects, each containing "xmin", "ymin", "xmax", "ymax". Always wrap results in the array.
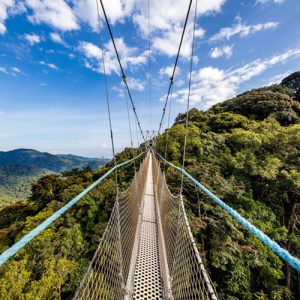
[{"xmin": 132, "ymin": 156, "xmax": 163, "ymax": 299}]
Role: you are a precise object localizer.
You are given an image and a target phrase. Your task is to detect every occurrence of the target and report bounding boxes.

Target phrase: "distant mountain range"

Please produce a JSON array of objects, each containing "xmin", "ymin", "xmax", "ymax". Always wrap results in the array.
[{"xmin": 0, "ymin": 149, "xmax": 109, "ymax": 207}]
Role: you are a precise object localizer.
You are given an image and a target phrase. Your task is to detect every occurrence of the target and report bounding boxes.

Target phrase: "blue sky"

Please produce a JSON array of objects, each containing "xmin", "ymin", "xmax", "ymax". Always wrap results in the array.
[{"xmin": 0, "ymin": 0, "xmax": 300, "ymax": 157}]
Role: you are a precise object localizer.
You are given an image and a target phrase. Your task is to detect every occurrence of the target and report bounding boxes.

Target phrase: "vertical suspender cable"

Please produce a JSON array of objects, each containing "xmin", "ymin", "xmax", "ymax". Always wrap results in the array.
[
  {"xmin": 180, "ymin": 0, "xmax": 198, "ymax": 194},
  {"xmin": 163, "ymin": 83, "xmax": 174, "ymax": 170},
  {"xmin": 134, "ymin": 116, "xmax": 140, "ymax": 148},
  {"xmin": 123, "ymin": 82, "xmax": 134, "ymax": 150},
  {"xmin": 96, "ymin": 0, "xmax": 118, "ymax": 189},
  {"xmin": 123, "ymin": 82, "xmax": 136, "ymax": 172}
]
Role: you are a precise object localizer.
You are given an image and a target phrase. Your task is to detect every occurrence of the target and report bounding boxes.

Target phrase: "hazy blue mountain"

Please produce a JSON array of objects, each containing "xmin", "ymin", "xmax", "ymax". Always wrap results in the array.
[{"xmin": 0, "ymin": 149, "xmax": 109, "ymax": 206}]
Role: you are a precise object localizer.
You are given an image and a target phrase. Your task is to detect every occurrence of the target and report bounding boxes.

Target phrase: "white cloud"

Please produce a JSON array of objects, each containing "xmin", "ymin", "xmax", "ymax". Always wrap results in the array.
[
  {"xmin": 256, "ymin": 0, "xmax": 286, "ymax": 4},
  {"xmin": 265, "ymin": 71, "xmax": 290, "ymax": 86},
  {"xmin": 112, "ymin": 85, "xmax": 123, "ymax": 97},
  {"xmin": 210, "ymin": 44, "xmax": 233, "ymax": 58},
  {"xmin": 24, "ymin": 32, "xmax": 41, "ymax": 45},
  {"xmin": 134, "ymin": 0, "xmax": 224, "ymax": 36},
  {"xmin": 78, "ymin": 39, "xmax": 148, "ymax": 75},
  {"xmin": 172, "ymin": 48, "xmax": 300, "ymax": 109},
  {"xmin": 69, "ymin": 53, "xmax": 75, "ymax": 59},
  {"xmin": 0, "ymin": 0, "xmax": 14, "ymax": 34},
  {"xmin": 159, "ymin": 65, "xmax": 181, "ymax": 78},
  {"xmin": 113, "ymin": 77, "xmax": 145, "ymax": 93},
  {"xmin": 153, "ymin": 23, "xmax": 205, "ymax": 58},
  {"xmin": 8, "ymin": 0, "xmax": 26, "ymax": 15},
  {"xmin": 210, "ymin": 20, "xmax": 278, "ymax": 42},
  {"xmin": 11, "ymin": 67, "xmax": 21, "ymax": 73},
  {"xmin": 126, "ymin": 77, "xmax": 144, "ymax": 91},
  {"xmin": 0, "ymin": 66, "xmax": 23, "ymax": 76},
  {"xmin": 133, "ymin": 0, "xmax": 223, "ymax": 58},
  {"xmin": 72, "ymin": 0, "xmax": 136, "ymax": 30},
  {"xmin": 73, "ymin": 0, "xmax": 222, "ymax": 58},
  {"xmin": 39, "ymin": 60, "xmax": 58, "ymax": 69},
  {"xmin": 0, "ymin": 66, "xmax": 8, "ymax": 74},
  {"xmin": 72, "ymin": 0, "xmax": 223, "ymax": 33},
  {"xmin": 50, "ymin": 32, "xmax": 65, "ymax": 45},
  {"xmin": 25, "ymin": 0, "xmax": 79, "ymax": 31},
  {"xmin": 78, "ymin": 41, "xmax": 102, "ymax": 59}
]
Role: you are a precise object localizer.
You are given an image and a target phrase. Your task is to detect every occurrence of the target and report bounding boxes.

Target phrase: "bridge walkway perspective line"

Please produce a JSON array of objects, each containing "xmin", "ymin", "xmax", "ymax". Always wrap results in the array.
[
  {"xmin": 74, "ymin": 152, "xmax": 217, "ymax": 299},
  {"xmin": 129, "ymin": 153, "xmax": 163, "ymax": 299}
]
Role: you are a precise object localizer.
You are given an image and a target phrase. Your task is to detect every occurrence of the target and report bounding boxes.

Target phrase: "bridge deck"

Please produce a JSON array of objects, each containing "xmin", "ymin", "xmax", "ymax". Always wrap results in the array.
[{"xmin": 132, "ymin": 155, "xmax": 163, "ymax": 299}]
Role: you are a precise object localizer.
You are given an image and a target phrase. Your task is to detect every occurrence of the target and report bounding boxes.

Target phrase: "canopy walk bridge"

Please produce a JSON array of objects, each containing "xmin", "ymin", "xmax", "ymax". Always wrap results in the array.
[
  {"xmin": 74, "ymin": 152, "xmax": 217, "ymax": 299},
  {"xmin": 0, "ymin": 0, "xmax": 300, "ymax": 298},
  {"xmin": 0, "ymin": 150, "xmax": 299, "ymax": 299}
]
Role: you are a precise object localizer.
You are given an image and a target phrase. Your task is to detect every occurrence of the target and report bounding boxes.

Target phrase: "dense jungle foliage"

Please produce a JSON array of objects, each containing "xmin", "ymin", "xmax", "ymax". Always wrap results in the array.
[
  {"xmin": 155, "ymin": 72, "xmax": 300, "ymax": 299},
  {"xmin": 0, "ymin": 72, "xmax": 299, "ymax": 299},
  {"xmin": 0, "ymin": 148, "xmax": 141, "ymax": 299}
]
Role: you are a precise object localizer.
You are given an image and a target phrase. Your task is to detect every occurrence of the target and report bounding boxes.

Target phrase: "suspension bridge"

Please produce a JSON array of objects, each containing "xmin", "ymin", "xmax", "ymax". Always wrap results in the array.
[{"xmin": 0, "ymin": 0, "xmax": 300, "ymax": 299}]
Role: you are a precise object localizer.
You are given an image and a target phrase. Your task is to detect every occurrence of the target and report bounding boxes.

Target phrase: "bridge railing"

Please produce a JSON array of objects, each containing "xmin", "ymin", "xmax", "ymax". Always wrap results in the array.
[
  {"xmin": 152, "ymin": 154, "xmax": 218, "ymax": 300},
  {"xmin": 75, "ymin": 154, "xmax": 149, "ymax": 299}
]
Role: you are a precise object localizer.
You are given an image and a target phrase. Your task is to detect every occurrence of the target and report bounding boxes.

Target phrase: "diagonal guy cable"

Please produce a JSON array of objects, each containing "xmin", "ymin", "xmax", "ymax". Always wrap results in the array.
[
  {"xmin": 158, "ymin": 0, "xmax": 193, "ymax": 134},
  {"xmin": 98, "ymin": 0, "xmax": 146, "ymax": 142}
]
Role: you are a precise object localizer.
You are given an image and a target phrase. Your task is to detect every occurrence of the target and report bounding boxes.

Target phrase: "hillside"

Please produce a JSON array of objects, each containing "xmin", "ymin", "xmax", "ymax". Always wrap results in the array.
[
  {"xmin": 0, "ymin": 72, "xmax": 299, "ymax": 299},
  {"xmin": 0, "ymin": 149, "xmax": 109, "ymax": 207},
  {"xmin": 156, "ymin": 72, "xmax": 300, "ymax": 299}
]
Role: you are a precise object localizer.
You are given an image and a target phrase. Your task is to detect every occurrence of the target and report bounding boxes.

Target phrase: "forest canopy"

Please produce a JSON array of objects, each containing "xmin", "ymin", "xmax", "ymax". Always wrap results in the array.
[{"xmin": 0, "ymin": 73, "xmax": 300, "ymax": 299}]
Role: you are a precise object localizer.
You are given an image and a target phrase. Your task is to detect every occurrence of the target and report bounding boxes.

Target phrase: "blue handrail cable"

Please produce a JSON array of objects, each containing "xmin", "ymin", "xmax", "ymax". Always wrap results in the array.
[
  {"xmin": 154, "ymin": 152, "xmax": 300, "ymax": 273},
  {"xmin": 0, "ymin": 152, "xmax": 144, "ymax": 267}
]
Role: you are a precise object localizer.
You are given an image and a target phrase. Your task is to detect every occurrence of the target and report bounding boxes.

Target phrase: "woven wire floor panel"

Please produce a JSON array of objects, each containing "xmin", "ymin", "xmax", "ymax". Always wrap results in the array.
[{"xmin": 132, "ymin": 157, "xmax": 163, "ymax": 300}]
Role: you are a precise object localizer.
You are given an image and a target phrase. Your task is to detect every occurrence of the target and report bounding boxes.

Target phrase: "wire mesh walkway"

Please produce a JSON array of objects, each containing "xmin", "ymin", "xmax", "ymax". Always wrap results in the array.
[
  {"xmin": 75, "ymin": 152, "xmax": 217, "ymax": 299},
  {"xmin": 132, "ymin": 154, "xmax": 163, "ymax": 299}
]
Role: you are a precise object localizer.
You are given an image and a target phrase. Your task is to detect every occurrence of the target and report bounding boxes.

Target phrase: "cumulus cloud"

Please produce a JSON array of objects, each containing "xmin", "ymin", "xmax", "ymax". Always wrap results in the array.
[
  {"xmin": 134, "ymin": 0, "xmax": 224, "ymax": 57},
  {"xmin": 153, "ymin": 23, "xmax": 205, "ymax": 58},
  {"xmin": 171, "ymin": 48, "xmax": 300, "ymax": 109},
  {"xmin": 126, "ymin": 77, "xmax": 145, "ymax": 91},
  {"xmin": 72, "ymin": 0, "xmax": 136, "ymax": 30},
  {"xmin": 24, "ymin": 33, "xmax": 41, "ymax": 45},
  {"xmin": 210, "ymin": 45, "xmax": 233, "ymax": 58},
  {"xmin": 72, "ymin": 0, "xmax": 224, "ymax": 58},
  {"xmin": 210, "ymin": 20, "xmax": 278, "ymax": 42},
  {"xmin": 77, "ymin": 39, "xmax": 148, "ymax": 75},
  {"xmin": 159, "ymin": 65, "xmax": 181, "ymax": 78},
  {"xmin": 8, "ymin": 1, "xmax": 26, "ymax": 15},
  {"xmin": 25, "ymin": 0, "xmax": 79, "ymax": 31},
  {"xmin": 134, "ymin": 0, "xmax": 224, "ymax": 35},
  {"xmin": 72, "ymin": 0, "xmax": 224, "ymax": 34},
  {"xmin": 0, "ymin": 0, "xmax": 14, "ymax": 34}
]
